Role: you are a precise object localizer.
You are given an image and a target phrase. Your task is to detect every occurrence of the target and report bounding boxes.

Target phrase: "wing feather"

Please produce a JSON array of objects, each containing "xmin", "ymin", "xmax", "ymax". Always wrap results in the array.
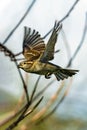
[
  {"xmin": 23, "ymin": 26, "xmax": 45, "ymax": 60},
  {"xmin": 40, "ymin": 21, "xmax": 62, "ymax": 62}
]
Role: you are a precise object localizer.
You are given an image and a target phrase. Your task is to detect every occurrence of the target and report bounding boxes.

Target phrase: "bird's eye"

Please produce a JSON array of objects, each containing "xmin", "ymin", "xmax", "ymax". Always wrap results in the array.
[{"xmin": 23, "ymin": 63, "xmax": 26, "ymax": 65}]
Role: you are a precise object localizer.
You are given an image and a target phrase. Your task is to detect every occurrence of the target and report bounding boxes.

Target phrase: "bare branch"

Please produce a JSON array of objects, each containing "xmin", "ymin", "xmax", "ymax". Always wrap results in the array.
[
  {"xmin": 0, "ymin": 43, "xmax": 29, "ymax": 103},
  {"xmin": 6, "ymin": 104, "xmax": 29, "ymax": 130},
  {"xmin": 43, "ymin": 0, "xmax": 79, "ymax": 39},
  {"xmin": 6, "ymin": 97, "xmax": 43, "ymax": 130},
  {"xmin": 37, "ymin": 94, "xmax": 65, "ymax": 124},
  {"xmin": 67, "ymin": 12, "xmax": 87, "ymax": 67},
  {"xmin": 59, "ymin": 0, "xmax": 80, "ymax": 23},
  {"xmin": 0, "ymin": 104, "xmax": 28, "ymax": 126},
  {"xmin": 36, "ymin": 13, "xmax": 87, "ymax": 123},
  {"xmin": 24, "ymin": 96, "xmax": 43, "ymax": 118},
  {"xmin": 3, "ymin": 0, "xmax": 36, "ymax": 45},
  {"xmin": 0, "ymin": 1, "xmax": 83, "ymax": 129},
  {"xmin": 14, "ymin": 0, "xmax": 80, "ymax": 57},
  {"xmin": 30, "ymin": 81, "xmax": 65, "ymax": 123},
  {"xmin": 33, "ymin": 79, "xmax": 56, "ymax": 101},
  {"xmin": 61, "ymin": 29, "xmax": 71, "ymax": 61},
  {"xmin": 30, "ymin": 76, "xmax": 41, "ymax": 102},
  {"xmin": 37, "ymin": 78, "xmax": 72, "ymax": 124}
]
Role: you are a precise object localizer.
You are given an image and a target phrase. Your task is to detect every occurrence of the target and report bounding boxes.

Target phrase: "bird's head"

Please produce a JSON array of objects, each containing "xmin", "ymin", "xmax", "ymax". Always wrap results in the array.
[{"xmin": 18, "ymin": 60, "xmax": 33, "ymax": 71}]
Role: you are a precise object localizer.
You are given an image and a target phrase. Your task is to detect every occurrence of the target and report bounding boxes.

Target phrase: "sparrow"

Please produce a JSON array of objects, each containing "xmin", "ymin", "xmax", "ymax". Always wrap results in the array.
[{"xmin": 18, "ymin": 21, "xmax": 78, "ymax": 81}]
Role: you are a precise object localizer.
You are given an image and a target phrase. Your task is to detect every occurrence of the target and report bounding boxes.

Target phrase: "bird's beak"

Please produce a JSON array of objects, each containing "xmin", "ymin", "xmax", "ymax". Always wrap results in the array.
[{"xmin": 18, "ymin": 64, "xmax": 22, "ymax": 68}]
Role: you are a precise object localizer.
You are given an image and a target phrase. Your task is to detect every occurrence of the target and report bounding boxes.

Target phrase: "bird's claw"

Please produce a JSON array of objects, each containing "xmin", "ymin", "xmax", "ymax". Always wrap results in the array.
[{"xmin": 45, "ymin": 73, "xmax": 51, "ymax": 79}]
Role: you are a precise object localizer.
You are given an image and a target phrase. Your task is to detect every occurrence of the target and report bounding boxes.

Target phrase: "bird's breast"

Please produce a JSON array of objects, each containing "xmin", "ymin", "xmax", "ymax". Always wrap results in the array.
[
  {"xmin": 30, "ymin": 60, "xmax": 57, "ymax": 75},
  {"xmin": 30, "ymin": 61, "xmax": 45, "ymax": 72}
]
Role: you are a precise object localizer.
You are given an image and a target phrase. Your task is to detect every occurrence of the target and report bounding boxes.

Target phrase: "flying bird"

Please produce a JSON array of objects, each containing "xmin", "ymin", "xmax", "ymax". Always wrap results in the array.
[{"xmin": 18, "ymin": 21, "xmax": 78, "ymax": 81}]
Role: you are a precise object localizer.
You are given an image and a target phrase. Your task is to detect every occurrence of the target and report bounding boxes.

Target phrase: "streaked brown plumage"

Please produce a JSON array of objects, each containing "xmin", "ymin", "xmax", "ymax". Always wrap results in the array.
[{"xmin": 18, "ymin": 21, "xmax": 78, "ymax": 81}]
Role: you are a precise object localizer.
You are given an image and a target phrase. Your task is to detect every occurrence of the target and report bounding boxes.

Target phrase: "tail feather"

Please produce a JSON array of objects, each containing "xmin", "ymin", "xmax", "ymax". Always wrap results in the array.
[{"xmin": 54, "ymin": 69, "xmax": 79, "ymax": 81}]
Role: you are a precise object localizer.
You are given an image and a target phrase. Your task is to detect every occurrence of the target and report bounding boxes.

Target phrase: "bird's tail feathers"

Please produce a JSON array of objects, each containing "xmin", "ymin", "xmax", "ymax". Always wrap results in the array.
[{"xmin": 54, "ymin": 68, "xmax": 79, "ymax": 81}]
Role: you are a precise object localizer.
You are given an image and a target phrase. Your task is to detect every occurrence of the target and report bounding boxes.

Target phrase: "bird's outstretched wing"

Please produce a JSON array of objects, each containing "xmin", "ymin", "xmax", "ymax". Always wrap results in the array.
[
  {"xmin": 23, "ymin": 26, "xmax": 45, "ymax": 60},
  {"xmin": 40, "ymin": 21, "xmax": 62, "ymax": 62}
]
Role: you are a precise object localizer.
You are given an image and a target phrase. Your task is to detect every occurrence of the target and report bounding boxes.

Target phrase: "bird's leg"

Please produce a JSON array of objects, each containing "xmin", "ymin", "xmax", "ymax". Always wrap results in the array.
[{"xmin": 45, "ymin": 73, "xmax": 52, "ymax": 79}]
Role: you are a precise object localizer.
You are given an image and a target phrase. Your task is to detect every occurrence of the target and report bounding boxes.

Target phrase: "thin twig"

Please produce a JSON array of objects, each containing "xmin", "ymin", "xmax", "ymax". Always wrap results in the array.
[
  {"xmin": 67, "ymin": 12, "xmax": 87, "ymax": 67},
  {"xmin": 0, "ymin": 44, "xmax": 56, "ymax": 128},
  {"xmin": 5, "ymin": 72, "xmax": 42, "ymax": 130},
  {"xmin": 24, "ymin": 96, "xmax": 43, "ymax": 118},
  {"xmin": 14, "ymin": 73, "xmax": 29, "ymax": 113},
  {"xmin": 33, "ymin": 79, "xmax": 56, "ymax": 101},
  {"xmin": 0, "ymin": 104, "xmax": 29, "ymax": 126},
  {"xmin": 14, "ymin": 51, "xmax": 22, "ymax": 56},
  {"xmin": 59, "ymin": 0, "xmax": 80, "ymax": 23},
  {"xmin": 6, "ymin": 81, "xmax": 44, "ymax": 130},
  {"xmin": 13, "ymin": 0, "xmax": 79, "ymax": 59},
  {"xmin": 30, "ymin": 76, "xmax": 41, "ymax": 102},
  {"xmin": 0, "ymin": 43, "xmax": 29, "ymax": 103},
  {"xmin": 61, "ymin": 29, "xmax": 71, "ymax": 61},
  {"xmin": 6, "ymin": 104, "xmax": 29, "ymax": 130},
  {"xmin": 0, "ymin": 1, "xmax": 37, "ymax": 128},
  {"xmin": 43, "ymin": 0, "xmax": 79, "ymax": 39},
  {"xmin": 37, "ymin": 12, "xmax": 87, "ymax": 122},
  {"xmin": 6, "ymin": 97, "xmax": 43, "ymax": 130},
  {"xmin": 13, "ymin": 0, "xmax": 80, "ymax": 57},
  {"xmin": 3, "ymin": 0, "xmax": 36, "ymax": 45},
  {"xmin": 0, "ymin": 0, "xmax": 81, "ymax": 128},
  {"xmin": 37, "ymin": 78, "xmax": 72, "ymax": 124},
  {"xmin": 29, "ymin": 81, "xmax": 65, "ymax": 123},
  {"xmin": 37, "ymin": 94, "xmax": 65, "ymax": 124}
]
